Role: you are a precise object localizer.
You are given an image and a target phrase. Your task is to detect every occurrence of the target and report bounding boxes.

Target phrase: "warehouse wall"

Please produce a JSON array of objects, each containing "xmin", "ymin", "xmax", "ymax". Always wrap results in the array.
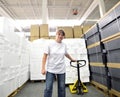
[{"xmin": 84, "ymin": 1, "xmax": 120, "ymax": 96}]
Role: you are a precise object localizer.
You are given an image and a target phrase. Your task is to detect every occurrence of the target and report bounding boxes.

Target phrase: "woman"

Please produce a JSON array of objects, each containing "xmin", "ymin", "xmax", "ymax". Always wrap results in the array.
[{"xmin": 41, "ymin": 29, "xmax": 76, "ymax": 97}]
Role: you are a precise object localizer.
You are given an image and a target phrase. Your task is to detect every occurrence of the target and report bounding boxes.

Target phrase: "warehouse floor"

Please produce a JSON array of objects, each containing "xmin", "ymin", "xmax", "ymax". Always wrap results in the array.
[{"xmin": 14, "ymin": 80, "xmax": 109, "ymax": 97}]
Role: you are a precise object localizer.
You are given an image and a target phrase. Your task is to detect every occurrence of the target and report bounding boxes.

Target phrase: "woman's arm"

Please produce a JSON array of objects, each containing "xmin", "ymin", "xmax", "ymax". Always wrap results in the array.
[
  {"xmin": 41, "ymin": 53, "xmax": 48, "ymax": 75},
  {"xmin": 65, "ymin": 53, "xmax": 76, "ymax": 62}
]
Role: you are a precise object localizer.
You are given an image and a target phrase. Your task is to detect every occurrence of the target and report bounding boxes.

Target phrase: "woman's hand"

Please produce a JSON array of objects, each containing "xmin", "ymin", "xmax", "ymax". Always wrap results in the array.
[{"xmin": 41, "ymin": 68, "xmax": 46, "ymax": 75}]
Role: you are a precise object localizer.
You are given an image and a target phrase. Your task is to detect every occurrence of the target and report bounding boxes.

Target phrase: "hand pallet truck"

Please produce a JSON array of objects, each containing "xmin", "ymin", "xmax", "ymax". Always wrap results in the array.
[{"xmin": 69, "ymin": 60, "xmax": 88, "ymax": 95}]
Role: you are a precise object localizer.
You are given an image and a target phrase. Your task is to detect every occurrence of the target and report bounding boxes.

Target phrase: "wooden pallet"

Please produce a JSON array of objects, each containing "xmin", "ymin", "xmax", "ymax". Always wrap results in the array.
[
  {"xmin": 8, "ymin": 81, "xmax": 28, "ymax": 97},
  {"xmin": 91, "ymin": 81, "xmax": 109, "ymax": 95},
  {"xmin": 18, "ymin": 81, "xmax": 28, "ymax": 91},
  {"xmin": 109, "ymin": 89, "xmax": 120, "ymax": 97},
  {"xmin": 91, "ymin": 81, "xmax": 120, "ymax": 97},
  {"xmin": 8, "ymin": 89, "xmax": 18, "ymax": 97}
]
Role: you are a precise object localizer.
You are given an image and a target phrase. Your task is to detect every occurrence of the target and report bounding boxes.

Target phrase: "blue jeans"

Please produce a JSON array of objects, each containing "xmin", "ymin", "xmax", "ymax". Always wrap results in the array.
[{"xmin": 44, "ymin": 72, "xmax": 66, "ymax": 97}]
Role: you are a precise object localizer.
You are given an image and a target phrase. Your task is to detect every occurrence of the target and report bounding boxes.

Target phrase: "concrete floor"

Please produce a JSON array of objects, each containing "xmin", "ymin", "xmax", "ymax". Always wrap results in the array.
[{"xmin": 14, "ymin": 81, "xmax": 108, "ymax": 97}]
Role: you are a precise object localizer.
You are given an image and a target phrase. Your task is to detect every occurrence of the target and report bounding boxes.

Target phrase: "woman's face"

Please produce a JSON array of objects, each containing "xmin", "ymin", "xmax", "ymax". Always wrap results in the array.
[{"xmin": 56, "ymin": 31, "xmax": 65, "ymax": 43}]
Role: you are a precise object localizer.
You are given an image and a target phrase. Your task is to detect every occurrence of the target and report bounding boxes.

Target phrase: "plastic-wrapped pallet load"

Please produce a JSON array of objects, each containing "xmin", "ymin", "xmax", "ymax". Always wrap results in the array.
[
  {"xmin": 30, "ymin": 39, "xmax": 47, "ymax": 80},
  {"xmin": 63, "ymin": 39, "xmax": 90, "ymax": 84},
  {"xmin": 0, "ymin": 17, "xmax": 30, "ymax": 97},
  {"xmin": 0, "ymin": 33, "xmax": 8, "ymax": 97},
  {"xmin": 18, "ymin": 36, "xmax": 30, "ymax": 87},
  {"xmin": 0, "ymin": 34, "xmax": 4, "ymax": 68},
  {"xmin": 0, "ymin": 35, "xmax": 14, "ymax": 97},
  {"xmin": 30, "ymin": 38, "xmax": 90, "ymax": 83},
  {"xmin": 0, "ymin": 82, "xmax": 4, "ymax": 97},
  {"xmin": 0, "ymin": 17, "xmax": 15, "ymax": 44}
]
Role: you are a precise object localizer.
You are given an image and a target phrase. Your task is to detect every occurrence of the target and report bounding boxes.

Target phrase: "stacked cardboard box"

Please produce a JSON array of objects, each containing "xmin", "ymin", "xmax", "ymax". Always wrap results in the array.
[
  {"xmin": 73, "ymin": 26, "xmax": 83, "ymax": 38},
  {"xmin": 30, "ymin": 25, "xmax": 40, "ymax": 41},
  {"xmin": 83, "ymin": 25, "xmax": 91, "ymax": 33},
  {"xmin": 57, "ymin": 26, "xmax": 74, "ymax": 38},
  {"xmin": 40, "ymin": 24, "xmax": 49, "ymax": 39}
]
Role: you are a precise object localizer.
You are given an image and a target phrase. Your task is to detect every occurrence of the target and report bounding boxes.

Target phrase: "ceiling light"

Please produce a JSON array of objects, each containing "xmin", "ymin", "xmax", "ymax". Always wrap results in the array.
[{"xmin": 72, "ymin": 9, "xmax": 78, "ymax": 15}]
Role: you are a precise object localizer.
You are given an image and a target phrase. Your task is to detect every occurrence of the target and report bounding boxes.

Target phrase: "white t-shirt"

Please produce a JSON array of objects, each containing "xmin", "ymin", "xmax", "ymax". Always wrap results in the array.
[{"xmin": 44, "ymin": 40, "xmax": 68, "ymax": 74}]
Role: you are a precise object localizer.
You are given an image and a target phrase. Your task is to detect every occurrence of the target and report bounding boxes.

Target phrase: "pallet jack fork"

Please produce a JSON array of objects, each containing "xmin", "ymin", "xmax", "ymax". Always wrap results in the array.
[{"xmin": 69, "ymin": 60, "xmax": 88, "ymax": 95}]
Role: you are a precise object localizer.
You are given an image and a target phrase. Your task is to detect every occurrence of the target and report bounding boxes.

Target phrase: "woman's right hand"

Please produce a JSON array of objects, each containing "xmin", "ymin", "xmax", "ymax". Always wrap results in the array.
[{"xmin": 41, "ymin": 68, "xmax": 46, "ymax": 75}]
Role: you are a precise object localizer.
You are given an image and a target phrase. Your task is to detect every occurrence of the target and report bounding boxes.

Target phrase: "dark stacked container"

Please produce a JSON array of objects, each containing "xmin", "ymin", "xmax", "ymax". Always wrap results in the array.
[
  {"xmin": 99, "ymin": 3, "xmax": 120, "ymax": 92},
  {"xmin": 84, "ymin": 1, "xmax": 120, "ymax": 95},
  {"xmin": 85, "ymin": 24, "xmax": 108, "ymax": 87}
]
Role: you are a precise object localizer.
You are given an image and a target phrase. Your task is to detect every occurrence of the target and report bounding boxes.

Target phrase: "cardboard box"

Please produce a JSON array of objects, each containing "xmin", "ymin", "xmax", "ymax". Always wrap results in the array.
[
  {"xmin": 73, "ymin": 26, "xmax": 83, "ymax": 38},
  {"xmin": 40, "ymin": 36, "xmax": 49, "ymax": 39},
  {"xmin": 30, "ymin": 25, "xmax": 40, "ymax": 37},
  {"xmin": 57, "ymin": 26, "xmax": 74, "ymax": 38},
  {"xmin": 30, "ymin": 36, "xmax": 39, "ymax": 41},
  {"xmin": 83, "ymin": 25, "xmax": 91, "ymax": 33},
  {"xmin": 40, "ymin": 24, "xmax": 49, "ymax": 37}
]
